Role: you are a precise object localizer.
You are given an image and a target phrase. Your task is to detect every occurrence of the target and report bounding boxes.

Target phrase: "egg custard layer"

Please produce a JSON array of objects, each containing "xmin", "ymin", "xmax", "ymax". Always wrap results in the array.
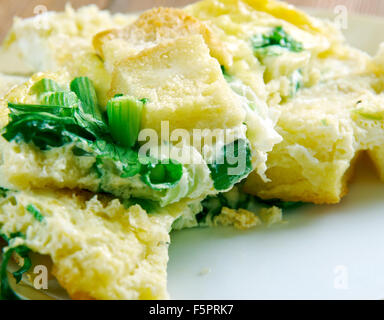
[{"xmin": 1, "ymin": 0, "xmax": 384, "ymax": 300}]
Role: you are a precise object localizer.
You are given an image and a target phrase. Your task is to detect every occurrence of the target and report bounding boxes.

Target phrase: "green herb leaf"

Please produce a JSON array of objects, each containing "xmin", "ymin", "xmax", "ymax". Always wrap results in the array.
[
  {"xmin": 208, "ymin": 139, "xmax": 253, "ymax": 191},
  {"xmin": 107, "ymin": 95, "xmax": 144, "ymax": 148},
  {"xmin": 26, "ymin": 204, "xmax": 44, "ymax": 222},
  {"xmin": 91, "ymin": 140, "xmax": 142, "ymax": 178}
]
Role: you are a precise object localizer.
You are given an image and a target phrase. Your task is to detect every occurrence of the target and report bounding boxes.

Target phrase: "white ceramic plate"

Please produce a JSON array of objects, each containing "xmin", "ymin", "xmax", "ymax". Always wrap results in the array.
[{"xmin": 3, "ymin": 9, "xmax": 384, "ymax": 300}]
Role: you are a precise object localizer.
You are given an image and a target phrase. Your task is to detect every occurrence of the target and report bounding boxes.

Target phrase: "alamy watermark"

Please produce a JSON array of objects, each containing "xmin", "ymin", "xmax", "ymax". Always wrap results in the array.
[
  {"xmin": 136, "ymin": 121, "xmax": 249, "ymax": 176},
  {"xmin": 334, "ymin": 5, "xmax": 348, "ymax": 30},
  {"xmin": 333, "ymin": 265, "xmax": 349, "ymax": 290}
]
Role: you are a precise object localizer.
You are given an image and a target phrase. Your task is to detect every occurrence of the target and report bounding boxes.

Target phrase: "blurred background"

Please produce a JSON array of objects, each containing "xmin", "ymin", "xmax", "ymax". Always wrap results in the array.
[{"xmin": 0, "ymin": 0, "xmax": 383, "ymax": 40}]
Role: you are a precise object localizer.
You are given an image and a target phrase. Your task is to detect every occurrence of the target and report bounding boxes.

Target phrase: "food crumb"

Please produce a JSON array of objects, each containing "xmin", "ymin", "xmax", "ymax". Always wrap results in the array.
[{"xmin": 259, "ymin": 206, "xmax": 284, "ymax": 227}]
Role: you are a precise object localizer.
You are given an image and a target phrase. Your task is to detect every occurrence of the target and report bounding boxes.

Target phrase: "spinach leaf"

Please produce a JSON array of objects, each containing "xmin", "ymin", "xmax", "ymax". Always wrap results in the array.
[
  {"xmin": 91, "ymin": 140, "xmax": 142, "ymax": 178},
  {"xmin": 208, "ymin": 139, "xmax": 252, "ymax": 191},
  {"xmin": 251, "ymin": 26, "xmax": 303, "ymax": 55}
]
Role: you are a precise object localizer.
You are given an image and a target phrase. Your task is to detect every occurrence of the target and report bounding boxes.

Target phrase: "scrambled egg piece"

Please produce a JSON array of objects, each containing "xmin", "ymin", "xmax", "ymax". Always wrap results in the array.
[
  {"xmin": 0, "ymin": 189, "xmax": 194, "ymax": 300},
  {"xmin": 0, "ymin": 5, "xmax": 136, "ymax": 106},
  {"xmin": 244, "ymin": 75, "xmax": 384, "ymax": 204},
  {"xmin": 0, "ymin": 5, "xmax": 135, "ymax": 75},
  {"xmin": 186, "ymin": 0, "xmax": 372, "ymax": 103}
]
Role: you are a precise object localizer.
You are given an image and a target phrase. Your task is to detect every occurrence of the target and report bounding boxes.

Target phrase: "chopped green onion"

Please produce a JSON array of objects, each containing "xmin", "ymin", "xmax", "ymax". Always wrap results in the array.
[
  {"xmin": 31, "ymin": 79, "xmax": 61, "ymax": 96},
  {"xmin": 70, "ymin": 77, "xmax": 102, "ymax": 121},
  {"xmin": 40, "ymin": 91, "xmax": 79, "ymax": 108},
  {"xmin": 107, "ymin": 95, "xmax": 144, "ymax": 148}
]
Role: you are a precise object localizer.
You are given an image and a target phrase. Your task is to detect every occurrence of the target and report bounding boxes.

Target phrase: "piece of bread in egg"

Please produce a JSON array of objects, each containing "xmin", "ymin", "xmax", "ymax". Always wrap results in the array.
[
  {"xmin": 0, "ymin": 188, "xmax": 195, "ymax": 300},
  {"xmin": 95, "ymin": 7, "xmax": 281, "ymax": 179},
  {"xmin": 186, "ymin": 0, "xmax": 372, "ymax": 104},
  {"xmin": 109, "ymin": 35, "xmax": 245, "ymax": 134},
  {"xmin": 0, "ymin": 5, "xmax": 136, "ymax": 106},
  {"xmin": 93, "ymin": 7, "xmax": 231, "ymax": 69}
]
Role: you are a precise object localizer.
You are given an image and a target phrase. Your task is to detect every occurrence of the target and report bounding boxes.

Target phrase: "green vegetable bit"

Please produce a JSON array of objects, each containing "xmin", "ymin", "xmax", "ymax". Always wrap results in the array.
[
  {"xmin": 40, "ymin": 91, "xmax": 79, "ymax": 108},
  {"xmin": 31, "ymin": 78, "xmax": 61, "ymax": 96},
  {"xmin": 107, "ymin": 95, "xmax": 144, "ymax": 148},
  {"xmin": 251, "ymin": 26, "xmax": 303, "ymax": 54},
  {"xmin": 26, "ymin": 204, "xmax": 44, "ymax": 222},
  {"xmin": 208, "ymin": 139, "xmax": 253, "ymax": 191},
  {"xmin": 142, "ymin": 160, "xmax": 183, "ymax": 191}
]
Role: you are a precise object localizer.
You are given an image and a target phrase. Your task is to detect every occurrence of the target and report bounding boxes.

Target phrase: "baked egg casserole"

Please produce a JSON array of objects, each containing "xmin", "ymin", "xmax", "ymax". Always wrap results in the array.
[{"xmin": 0, "ymin": 0, "xmax": 384, "ymax": 300}]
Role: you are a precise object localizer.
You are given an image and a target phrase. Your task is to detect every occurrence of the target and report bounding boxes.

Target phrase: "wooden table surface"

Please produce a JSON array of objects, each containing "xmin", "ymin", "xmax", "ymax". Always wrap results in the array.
[{"xmin": 0, "ymin": 0, "xmax": 383, "ymax": 41}]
